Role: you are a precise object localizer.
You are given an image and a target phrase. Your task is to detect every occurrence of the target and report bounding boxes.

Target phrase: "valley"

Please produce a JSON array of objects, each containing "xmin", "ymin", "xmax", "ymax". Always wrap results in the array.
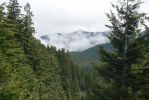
[{"xmin": 0, "ymin": 0, "xmax": 148, "ymax": 100}]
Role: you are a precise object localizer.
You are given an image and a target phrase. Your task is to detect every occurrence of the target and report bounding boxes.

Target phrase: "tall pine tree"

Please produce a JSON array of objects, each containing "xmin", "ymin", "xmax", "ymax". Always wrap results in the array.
[{"xmin": 95, "ymin": 0, "xmax": 148, "ymax": 100}]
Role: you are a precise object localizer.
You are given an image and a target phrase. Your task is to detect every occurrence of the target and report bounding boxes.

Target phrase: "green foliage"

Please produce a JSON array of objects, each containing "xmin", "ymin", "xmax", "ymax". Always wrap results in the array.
[
  {"xmin": 88, "ymin": 0, "xmax": 149, "ymax": 100},
  {"xmin": 0, "ymin": 1, "xmax": 81, "ymax": 100},
  {"xmin": 0, "ymin": 0, "xmax": 148, "ymax": 100},
  {"xmin": 71, "ymin": 43, "xmax": 112, "ymax": 69},
  {"xmin": 48, "ymin": 47, "xmax": 81, "ymax": 100},
  {"xmin": 131, "ymin": 28, "xmax": 149, "ymax": 100}
]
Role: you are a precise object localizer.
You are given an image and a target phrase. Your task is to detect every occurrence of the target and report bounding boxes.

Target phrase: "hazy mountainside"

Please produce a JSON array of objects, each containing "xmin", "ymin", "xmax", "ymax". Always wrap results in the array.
[
  {"xmin": 70, "ymin": 43, "xmax": 112, "ymax": 68},
  {"xmin": 1, "ymin": 0, "xmax": 148, "ymax": 100},
  {"xmin": 40, "ymin": 30, "xmax": 109, "ymax": 51}
]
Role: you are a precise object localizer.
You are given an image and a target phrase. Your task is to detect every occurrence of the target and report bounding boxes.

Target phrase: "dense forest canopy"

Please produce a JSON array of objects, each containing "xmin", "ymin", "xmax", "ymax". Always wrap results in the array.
[
  {"xmin": 0, "ymin": 0, "xmax": 81, "ymax": 100},
  {"xmin": 0, "ymin": 0, "xmax": 148, "ymax": 100}
]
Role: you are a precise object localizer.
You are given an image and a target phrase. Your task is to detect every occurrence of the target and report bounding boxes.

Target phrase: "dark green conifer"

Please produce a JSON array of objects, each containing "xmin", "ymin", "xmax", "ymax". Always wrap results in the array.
[{"xmin": 94, "ymin": 0, "xmax": 148, "ymax": 100}]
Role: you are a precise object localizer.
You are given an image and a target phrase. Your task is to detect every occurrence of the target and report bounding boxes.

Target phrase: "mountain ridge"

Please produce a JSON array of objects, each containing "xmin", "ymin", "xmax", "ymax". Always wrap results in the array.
[
  {"xmin": 40, "ymin": 30, "xmax": 109, "ymax": 51},
  {"xmin": 70, "ymin": 43, "xmax": 112, "ymax": 68}
]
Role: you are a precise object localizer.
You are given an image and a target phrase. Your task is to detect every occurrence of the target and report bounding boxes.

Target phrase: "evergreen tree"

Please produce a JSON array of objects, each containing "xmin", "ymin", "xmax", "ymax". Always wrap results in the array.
[
  {"xmin": 94, "ymin": 0, "xmax": 148, "ymax": 100},
  {"xmin": 0, "ymin": 0, "xmax": 81, "ymax": 99},
  {"xmin": 21, "ymin": 3, "xmax": 37, "ymax": 70},
  {"xmin": 7, "ymin": 0, "xmax": 21, "ymax": 20},
  {"xmin": 131, "ymin": 27, "xmax": 149, "ymax": 99},
  {"xmin": 48, "ymin": 47, "xmax": 81, "ymax": 100},
  {"xmin": 0, "ymin": 1, "xmax": 39, "ymax": 99}
]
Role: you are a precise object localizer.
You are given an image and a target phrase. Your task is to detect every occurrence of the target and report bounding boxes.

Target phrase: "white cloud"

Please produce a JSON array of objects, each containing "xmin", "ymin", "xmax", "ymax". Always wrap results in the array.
[
  {"xmin": 2, "ymin": 0, "xmax": 149, "ymax": 51},
  {"xmin": 2, "ymin": 0, "xmax": 149, "ymax": 35},
  {"xmin": 18, "ymin": 0, "xmax": 116, "ymax": 35},
  {"xmin": 41, "ymin": 31, "xmax": 109, "ymax": 51}
]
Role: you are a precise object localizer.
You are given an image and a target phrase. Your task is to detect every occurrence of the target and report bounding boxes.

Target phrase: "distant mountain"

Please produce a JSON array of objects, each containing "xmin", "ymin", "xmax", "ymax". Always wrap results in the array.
[
  {"xmin": 70, "ymin": 43, "xmax": 112, "ymax": 68},
  {"xmin": 40, "ymin": 30, "xmax": 109, "ymax": 51}
]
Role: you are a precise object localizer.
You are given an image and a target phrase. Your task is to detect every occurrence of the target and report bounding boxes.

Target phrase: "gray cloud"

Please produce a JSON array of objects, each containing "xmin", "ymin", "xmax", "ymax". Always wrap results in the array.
[
  {"xmin": 18, "ymin": 0, "xmax": 116, "ymax": 35},
  {"xmin": 1, "ymin": 0, "xmax": 149, "ymax": 41},
  {"xmin": 27, "ymin": 0, "xmax": 149, "ymax": 35},
  {"xmin": 2, "ymin": 0, "xmax": 149, "ymax": 51},
  {"xmin": 2, "ymin": 0, "xmax": 149, "ymax": 35},
  {"xmin": 41, "ymin": 31, "xmax": 109, "ymax": 51}
]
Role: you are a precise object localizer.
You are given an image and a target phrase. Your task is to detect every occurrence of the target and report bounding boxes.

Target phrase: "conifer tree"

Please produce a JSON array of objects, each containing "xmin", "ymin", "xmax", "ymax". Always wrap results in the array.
[
  {"xmin": 0, "ymin": 1, "xmax": 39, "ymax": 99},
  {"xmin": 0, "ymin": 0, "xmax": 81, "ymax": 99},
  {"xmin": 95, "ymin": 0, "xmax": 148, "ymax": 100},
  {"xmin": 21, "ymin": 3, "xmax": 37, "ymax": 70},
  {"xmin": 7, "ymin": 0, "xmax": 21, "ymax": 20},
  {"xmin": 131, "ymin": 26, "xmax": 149, "ymax": 99}
]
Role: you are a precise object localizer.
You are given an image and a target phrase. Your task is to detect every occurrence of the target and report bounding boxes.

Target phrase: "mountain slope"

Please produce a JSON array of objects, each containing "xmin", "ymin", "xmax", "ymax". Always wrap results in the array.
[
  {"xmin": 70, "ymin": 43, "xmax": 112, "ymax": 68},
  {"xmin": 40, "ymin": 30, "xmax": 109, "ymax": 51}
]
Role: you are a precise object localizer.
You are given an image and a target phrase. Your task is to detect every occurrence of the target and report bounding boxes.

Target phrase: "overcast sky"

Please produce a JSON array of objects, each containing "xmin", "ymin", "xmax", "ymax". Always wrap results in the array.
[{"xmin": 4, "ymin": 0, "xmax": 149, "ymax": 35}]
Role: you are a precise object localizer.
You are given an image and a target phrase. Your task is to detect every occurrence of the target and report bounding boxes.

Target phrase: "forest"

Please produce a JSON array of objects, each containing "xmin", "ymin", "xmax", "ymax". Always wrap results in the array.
[{"xmin": 0, "ymin": 0, "xmax": 148, "ymax": 100}]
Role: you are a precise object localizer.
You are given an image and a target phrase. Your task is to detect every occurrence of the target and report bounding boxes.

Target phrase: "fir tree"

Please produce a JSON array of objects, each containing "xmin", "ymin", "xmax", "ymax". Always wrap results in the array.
[
  {"xmin": 131, "ymin": 26, "xmax": 149, "ymax": 99},
  {"xmin": 0, "ymin": 0, "xmax": 82, "ymax": 99},
  {"xmin": 0, "ymin": 1, "xmax": 39, "ymax": 99},
  {"xmin": 95, "ymin": 0, "xmax": 148, "ymax": 100}
]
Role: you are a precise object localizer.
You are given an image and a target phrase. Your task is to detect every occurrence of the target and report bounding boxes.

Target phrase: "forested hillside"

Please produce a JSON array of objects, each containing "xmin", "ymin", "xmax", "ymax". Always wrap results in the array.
[
  {"xmin": 84, "ymin": 0, "xmax": 149, "ymax": 100},
  {"xmin": 0, "ymin": 1, "xmax": 81, "ymax": 100},
  {"xmin": 0, "ymin": 0, "xmax": 149, "ymax": 100},
  {"xmin": 70, "ymin": 43, "xmax": 112, "ymax": 69}
]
